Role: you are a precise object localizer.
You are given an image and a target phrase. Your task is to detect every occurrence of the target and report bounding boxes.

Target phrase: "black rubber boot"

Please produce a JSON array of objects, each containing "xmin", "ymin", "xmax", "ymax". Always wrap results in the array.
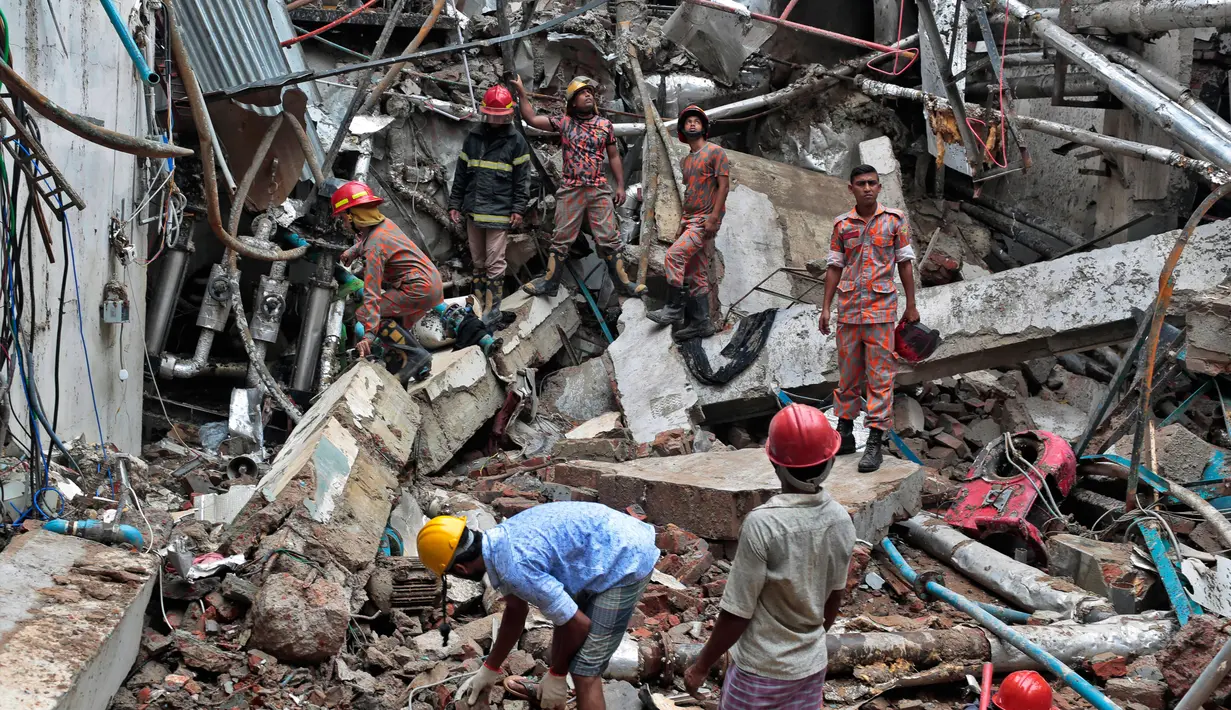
[
  {"xmin": 471, "ymin": 272, "xmax": 487, "ymax": 311},
  {"xmin": 522, "ymin": 253, "xmax": 564, "ymax": 297},
  {"xmin": 647, "ymin": 286, "xmax": 687, "ymax": 326},
  {"xmin": 673, "ymin": 294, "xmax": 716, "ymax": 342},
  {"xmin": 836, "ymin": 418, "xmax": 857, "ymax": 455},
  {"xmin": 376, "ymin": 318, "xmax": 433, "ymax": 384},
  {"xmin": 859, "ymin": 428, "xmax": 885, "ymax": 473},
  {"xmin": 486, "ymin": 275, "xmax": 502, "ymax": 316},
  {"xmin": 602, "ymin": 250, "xmax": 646, "ymax": 298}
]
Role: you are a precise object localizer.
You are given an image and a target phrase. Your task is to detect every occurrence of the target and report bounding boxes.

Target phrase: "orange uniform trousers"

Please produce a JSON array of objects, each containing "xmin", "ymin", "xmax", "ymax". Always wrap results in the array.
[{"xmin": 833, "ymin": 322, "xmax": 896, "ymax": 430}]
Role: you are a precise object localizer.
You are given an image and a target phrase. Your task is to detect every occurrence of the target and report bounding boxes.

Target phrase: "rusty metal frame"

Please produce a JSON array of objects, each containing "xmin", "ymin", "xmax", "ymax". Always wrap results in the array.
[
  {"xmin": 915, "ymin": 0, "xmax": 984, "ymax": 182},
  {"xmin": 722, "ymin": 266, "xmax": 824, "ymax": 323},
  {"xmin": 0, "ymin": 96, "xmax": 85, "ymax": 218}
]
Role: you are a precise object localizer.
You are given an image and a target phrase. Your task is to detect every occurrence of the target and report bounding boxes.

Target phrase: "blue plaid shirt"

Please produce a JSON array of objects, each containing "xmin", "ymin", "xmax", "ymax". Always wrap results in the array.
[{"xmin": 482, "ymin": 502, "xmax": 658, "ymax": 625}]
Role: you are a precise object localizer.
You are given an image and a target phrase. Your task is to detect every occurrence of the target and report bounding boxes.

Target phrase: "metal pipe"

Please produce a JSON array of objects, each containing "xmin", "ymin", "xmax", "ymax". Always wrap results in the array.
[
  {"xmin": 99, "ymin": 0, "xmax": 161, "ymax": 85},
  {"xmin": 994, "ymin": 0, "xmax": 1231, "ymax": 173},
  {"xmin": 161, "ymin": 329, "xmax": 217, "ymax": 379},
  {"xmin": 1128, "ymin": 178, "xmax": 1231, "ymax": 512},
  {"xmin": 1174, "ymin": 636, "xmax": 1231, "ymax": 710},
  {"xmin": 318, "ymin": 299, "xmax": 347, "ymax": 392},
  {"xmin": 855, "ymin": 76, "xmax": 1231, "ymax": 185},
  {"xmin": 0, "ymin": 60, "xmax": 189, "ymax": 159},
  {"xmin": 901, "ymin": 514, "xmax": 1117, "ymax": 622},
  {"xmin": 1087, "ymin": 38, "xmax": 1231, "ymax": 142},
  {"xmin": 684, "ymin": 0, "xmax": 918, "ymax": 56},
  {"xmin": 959, "ymin": 203, "xmax": 1068, "ymax": 258},
  {"xmin": 291, "ymin": 255, "xmax": 336, "ymax": 392},
  {"xmin": 1071, "ymin": 0, "xmax": 1231, "ymax": 34},
  {"xmin": 359, "ymin": 0, "xmax": 448, "ymax": 114},
  {"xmin": 227, "ymin": 262, "xmax": 303, "ymax": 422},
  {"xmin": 145, "ymin": 245, "xmax": 191, "ymax": 357},
  {"xmin": 164, "ymin": 0, "xmax": 309, "ymax": 262},
  {"xmin": 284, "ymin": 112, "xmax": 327, "ymax": 186},
  {"xmin": 966, "ymin": 73, "xmax": 1105, "ymax": 101},
  {"xmin": 882, "ymin": 539, "xmax": 1125, "ymax": 710},
  {"xmin": 228, "ymin": 115, "xmax": 285, "ymax": 238}
]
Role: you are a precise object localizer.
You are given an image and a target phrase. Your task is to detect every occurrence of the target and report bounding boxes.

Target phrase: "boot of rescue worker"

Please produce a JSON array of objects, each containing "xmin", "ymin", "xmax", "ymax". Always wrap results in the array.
[
  {"xmin": 486, "ymin": 275, "xmax": 503, "ymax": 316},
  {"xmin": 602, "ymin": 249, "xmax": 646, "ymax": 298},
  {"xmin": 836, "ymin": 418, "xmax": 857, "ymax": 456},
  {"xmin": 859, "ymin": 428, "xmax": 885, "ymax": 473},
  {"xmin": 376, "ymin": 318, "xmax": 433, "ymax": 384},
  {"xmin": 522, "ymin": 252, "xmax": 564, "ymax": 297},
  {"xmin": 647, "ymin": 286, "xmax": 687, "ymax": 326},
  {"xmin": 471, "ymin": 272, "xmax": 487, "ymax": 314},
  {"xmin": 673, "ymin": 294, "xmax": 715, "ymax": 342}
]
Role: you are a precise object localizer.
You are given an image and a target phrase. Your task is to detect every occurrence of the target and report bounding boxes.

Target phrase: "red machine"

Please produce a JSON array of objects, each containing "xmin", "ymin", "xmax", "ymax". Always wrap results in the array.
[{"xmin": 943, "ymin": 430, "xmax": 1076, "ymax": 563}]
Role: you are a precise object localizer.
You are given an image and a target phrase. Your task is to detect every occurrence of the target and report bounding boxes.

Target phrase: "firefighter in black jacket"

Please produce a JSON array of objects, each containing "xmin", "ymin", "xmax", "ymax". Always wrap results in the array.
[{"xmin": 449, "ymin": 84, "xmax": 532, "ymax": 315}]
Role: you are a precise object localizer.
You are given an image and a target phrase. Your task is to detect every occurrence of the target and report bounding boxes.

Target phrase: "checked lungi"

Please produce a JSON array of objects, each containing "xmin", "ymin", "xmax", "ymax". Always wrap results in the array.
[{"xmin": 719, "ymin": 665, "xmax": 826, "ymax": 710}]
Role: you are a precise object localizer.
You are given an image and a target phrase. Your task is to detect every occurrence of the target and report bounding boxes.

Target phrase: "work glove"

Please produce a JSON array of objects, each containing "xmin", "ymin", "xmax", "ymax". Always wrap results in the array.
[
  {"xmin": 456, "ymin": 662, "xmax": 502, "ymax": 707},
  {"xmin": 539, "ymin": 670, "xmax": 569, "ymax": 709}
]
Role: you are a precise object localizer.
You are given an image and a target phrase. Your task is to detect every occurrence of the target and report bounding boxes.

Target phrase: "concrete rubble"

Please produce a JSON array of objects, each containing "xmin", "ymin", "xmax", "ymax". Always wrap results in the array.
[{"xmin": 7, "ymin": 0, "xmax": 1231, "ymax": 708}]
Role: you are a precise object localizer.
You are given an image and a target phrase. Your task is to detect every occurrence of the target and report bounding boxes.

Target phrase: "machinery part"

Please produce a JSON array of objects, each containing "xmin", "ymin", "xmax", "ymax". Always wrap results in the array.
[
  {"xmin": 164, "ymin": 0, "xmax": 308, "ymax": 262},
  {"xmin": 197, "ymin": 262, "xmax": 235, "ymax": 332},
  {"xmin": 291, "ymin": 255, "xmax": 335, "ymax": 393},
  {"xmin": 317, "ymin": 299, "xmax": 347, "ymax": 392},
  {"xmin": 161, "ymin": 329, "xmax": 217, "ymax": 379},
  {"xmin": 381, "ymin": 555, "xmax": 442, "ymax": 612},
  {"xmin": 249, "ymin": 273, "xmax": 290, "ymax": 343},
  {"xmin": 43, "ymin": 519, "xmax": 145, "ymax": 548},
  {"xmin": 145, "ymin": 244, "xmax": 192, "ymax": 357},
  {"xmin": 227, "ymin": 115, "xmax": 285, "ymax": 239},
  {"xmin": 99, "ymin": 0, "xmax": 161, "ymax": 85},
  {"xmin": 943, "ymin": 431, "xmax": 1076, "ymax": 562},
  {"xmin": 226, "ymin": 455, "xmax": 260, "ymax": 479},
  {"xmin": 903, "ymin": 514, "xmax": 1116, "ymax": 622},
  {"xmin": 1069, "ymin": 0, "xmax": 1231, "ymax": 34},
  {"xmin": 226, "ymin": 262, "xmax": 304, "ymax": 422},
  {"xmin": 376, "ymin": 318, "xmax": 433, "ymax": 384},
  {"xmin": 0, "ymin": 61, "xmax": 189, "ymax": 159},
  {"xmin": 882, "ymin": 538, "xmax": 1128, "ymax": 710}
]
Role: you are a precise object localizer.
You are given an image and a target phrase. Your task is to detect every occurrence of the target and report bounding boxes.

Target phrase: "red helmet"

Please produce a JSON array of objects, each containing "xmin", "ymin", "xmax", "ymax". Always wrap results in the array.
[
  {"xmin": 767, "ymin": 404, "xmax": 841, "ymax": 468},
  {"xmin": 481, "ymin": 85, "xmax": 515, "ymax": 116},
  {"xmin": 677, "ymin": 104, "xmax": 709, "ymax": 143},
  {"xmin": 331, "ymin": 180, "xmax": 384, "ymax": 217},
  {"xmin": 993, "ymin": 671, "xmax": 1053, "ymax": 710},
  {"xmin": 895, "ymin": 320, "xmax": 942, "ymax": 364}
]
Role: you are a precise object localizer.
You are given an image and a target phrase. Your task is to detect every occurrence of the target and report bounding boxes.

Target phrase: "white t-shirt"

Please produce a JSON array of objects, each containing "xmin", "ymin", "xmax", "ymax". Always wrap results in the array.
[{"xmin": 720, "ymin": 490, "xmax": 856, "ymax": 680}]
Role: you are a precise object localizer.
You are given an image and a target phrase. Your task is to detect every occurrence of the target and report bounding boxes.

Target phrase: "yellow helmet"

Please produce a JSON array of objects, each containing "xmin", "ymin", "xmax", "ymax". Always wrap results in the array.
[
  {"xmin": 417, "ymin": 515, "xmax": 468, "ymax": 576},
  {"xmin": 565, "ymin": 76, "xmax": 599, "ymax": 106}
]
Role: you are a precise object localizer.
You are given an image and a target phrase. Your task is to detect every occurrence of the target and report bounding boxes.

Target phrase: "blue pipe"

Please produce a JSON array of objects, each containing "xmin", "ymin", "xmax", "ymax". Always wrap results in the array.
[
  {"xmin": 878, "ymin": 533, "xmax": 1029, "ymax": 624},
  {"xmin": 44, "ymin": 519, "xmax": 145, "ymax": 549},
  {"xmin": 882, "ymin": 539, "xmax": 1122, "ymax": 710},
  {"xmin": 99, "ymin": 0, "xmax": 160, "ymax": 86}
]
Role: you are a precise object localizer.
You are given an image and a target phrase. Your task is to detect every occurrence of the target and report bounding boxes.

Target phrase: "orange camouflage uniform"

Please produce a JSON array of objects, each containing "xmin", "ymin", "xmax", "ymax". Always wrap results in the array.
[
  {"xmin": 665, "ymin": 142, "xmax": 729, "ymax": 295},
  {"xmin": 355, "ymin": 219, "xmax": 444, "ymax": 339},
  {"xmin": 828, "ymin": 204, "xmax": 914, "ymax": 429},
  {"xmin": 547, "ymin": 114, "xmax": 621, "ymax": 257}
]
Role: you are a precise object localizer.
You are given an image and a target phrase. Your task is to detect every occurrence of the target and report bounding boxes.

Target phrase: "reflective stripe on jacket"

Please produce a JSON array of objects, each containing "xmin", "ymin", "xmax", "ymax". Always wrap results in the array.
[{"xmin": 448, "ymin": 125, "xmax": 532, "ymax": 225}]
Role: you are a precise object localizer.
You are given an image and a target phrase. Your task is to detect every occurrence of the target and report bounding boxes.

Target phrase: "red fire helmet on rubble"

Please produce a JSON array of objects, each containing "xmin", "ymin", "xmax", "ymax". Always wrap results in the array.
[
  {"xmin": 481, "ymin": 85, "xmax": 515, "ymax": 116},
  {"xmin": 330, "ymin": 180, "xmax": 384, "ymax": 216},
  {"xmin": 895, "ymin": 320, "xmax": 942, "ymax": 364},
  {"xmin": 766, "ymin": 403, "xmax": 840, "ymax": 468},
  {"xmin": 993, "ymin": 671, "xmax": 1053, "ymax": 710}
]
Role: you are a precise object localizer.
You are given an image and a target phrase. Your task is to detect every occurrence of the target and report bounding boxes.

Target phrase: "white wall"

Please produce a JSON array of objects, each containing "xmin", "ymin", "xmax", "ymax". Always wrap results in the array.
[{"xmin": 7, "ymin": 0, "xmax": 148, "ymax": 454}]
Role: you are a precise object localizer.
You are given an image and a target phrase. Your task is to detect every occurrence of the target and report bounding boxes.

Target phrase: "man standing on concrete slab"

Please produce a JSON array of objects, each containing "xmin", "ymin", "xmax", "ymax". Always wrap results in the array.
[
  {"xmin": 683, "ymin": 403, "xmax": 856, "ymax": 709},
  {"xmin": 647, "ymin": 104, "xmax": 730, "ymax": 342},
  {"xmin": 416, "ymin": 503, "xmax": 658, "ymax": 710},
  {"xmin": 335, "ymin": 180, "xmax": 445, "ymax": 382},
  {"xmin": 510, "ymin": 74, "xmax": 644, "ymax": 299},
  {"xmin": 819, "ymin": 164, "xmax": 918, "ymax": 473},
  {"xmin": 448, "ymin": 84, "xmax": 532, "ymax": 316}
]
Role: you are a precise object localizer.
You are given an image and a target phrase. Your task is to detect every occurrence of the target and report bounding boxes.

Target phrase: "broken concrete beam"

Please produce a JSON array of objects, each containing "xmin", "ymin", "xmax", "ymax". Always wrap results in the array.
[
  {"xmin": 0, "ymin": 529, "xmax": 157, "ymax": 710},
  {"xmin": 493, "ymin": 289, "xmax": 581, "ymax": 375},
  {"xmin": 222, "ymin": 362, "xmax": 416, "ymax": 570},
  {"xmin": 572, "ymin": 447, "xmax": 922, "ymax": 541},
  {"xmin": 408, "ymin": 346, "xmax": 505, "ymax": 476},
  {"xmin": 1022, "ymin": 397, "xmax": 1088, "ymax": 441},
  {"xmin": 249, "ymin": 572, "xmax": 350, "ymax": 664},
  {"xmin": 858, "ymin": 136, "xmax": 907, "ymax": 213},
  {"xmin": 1152, "ymin": 422, "xmax": 1229, "ymax": 482},
  {"xmin": 540, "ymin": 354, "xmax": 618, "ymax": 424},
  {"xmin": 1185, "ymin": 285, "xmax": 1231, "ymax": 376},
  {"xmin": 611, "ymin": 219, "xmax": 1231, "ymax": 434},
  {"xmin": 1047, "ymin": 534, "xmax": 1165, "ymax": 614}
]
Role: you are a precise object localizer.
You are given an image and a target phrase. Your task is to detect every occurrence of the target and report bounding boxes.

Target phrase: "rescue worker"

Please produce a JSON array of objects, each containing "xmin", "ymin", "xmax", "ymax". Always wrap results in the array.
[
  {"xmin": 416, "ymin": 503, "xmax": 658, "ymax": 710},
  {"xmin": 335, "ymin": 180, "xmax": 444, "ymax": 381},
  {"xmin": 448, "ymin": 84, "xmax": 532, "ymax": 316},
  {"xmin": 992, "ymin": 671, "xmax": 1053, "ymax": 710},
  {"xmin": 683, "ymin": 403, "xmax": 855, "ymax": 709},
  {"xmin": 819, "ymin": 164, "xmax": 918, "ymax": 473},
  {"xmin": 646, "ymin": 104, "xmax": 729, "ymax": 341},
  {"xmin": 509, "ymin": 74, "xmax": 644, "ymax": 298}
]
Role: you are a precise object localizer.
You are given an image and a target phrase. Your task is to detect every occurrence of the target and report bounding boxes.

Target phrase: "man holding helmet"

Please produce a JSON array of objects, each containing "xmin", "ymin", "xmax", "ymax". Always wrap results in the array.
[
  {"xmin": 448, "ymin": 84, "xmax": 532, "ymax": 315},
  {"xmin": 510, "ymin": 73, "xmax": 643, "ymax": 298},
  {"xmin": 684, "ymin": 403, "xmax": 856, "ymax": 709}
]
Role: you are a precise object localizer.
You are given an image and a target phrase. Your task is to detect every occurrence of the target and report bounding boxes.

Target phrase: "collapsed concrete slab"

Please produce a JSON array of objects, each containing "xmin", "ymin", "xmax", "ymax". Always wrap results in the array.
[
  {"xmin": 1047, "ymin": 534, "xmax": 1164, "ymax": 614},
  {"xmin": 612, "ymin": 220, "xmax": 1231, "ymax": 434},
  {"xmin": 0, "ymin": 530, "xmax": 157, "ymax": 710},
  {"xmin": 494, "ymin": 289, "xmax": 581, "ymax": 375},
  {"xmin": 553, "ymin": 448, "xmax": 923, "ymax": 541},
  {"xmin": 220, "ymin": 363, "xmax": 417, "ymax": 662}
]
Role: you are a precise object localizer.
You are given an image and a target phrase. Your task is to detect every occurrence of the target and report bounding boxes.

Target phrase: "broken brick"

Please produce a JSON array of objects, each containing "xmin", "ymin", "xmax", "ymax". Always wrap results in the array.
[
  {"xmin": 656, "ymin": 524, "xmax": 700, "ymax": 555},
  {"xmin": 845, "ymin": 543, "xmax": 873, "ymax": 594},
  {"xmin": 1105, "ymin": 678, "xmax": 1167, "ymax": 710},
  {"xmin": 174, "ymin": 631, "xmax": 242, "ymax": 673},
  {"xmin": 703, "ymin": 579, "xmax": 727, "ymax": 598},
  {"xmin": 548, "ymin": 461, "xmax": 604, "ymax": 489},
  {"xmin": 676, "ymin": 550, "xmax": 714, "ymax": 585},
  {"xmin": 639, "ymin": 591, "xmax": 671, "ymax": 616},
  {"xmin": 491, "ymin": 497, "xmax": 539, "ymax": 518},
  {"xmin": 666, "ymin": 588, "xmax": 702, "ymax": 613},
  {"xmin": 651, "ymin": 429, "xmax": 693, "ymax": 457},
  {"xmin": 1091, "ymin": 652, "xmax": 1128, "ymax": 679}
]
